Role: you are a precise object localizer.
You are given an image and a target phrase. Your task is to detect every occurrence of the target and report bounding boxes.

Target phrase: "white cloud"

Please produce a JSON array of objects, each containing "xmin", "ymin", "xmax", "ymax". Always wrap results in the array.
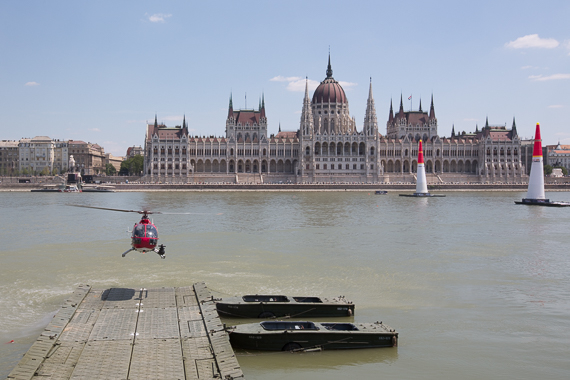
[
  {"xmin": 270, "ymin": 76, "xmax": 301, "ymax": 82},
  {"xmin": 148, "ymin": 13, "xmax": 172, "ymax": 23},
  {"xmin": 338, "ymin": 81, "xmax": 357, "ymax": 89},
  {"xmin": 270, "ymin": 76, "xmax": 356, "ymax": 92},
  {"xmin": 88, "ymin": 128, "xmax": 101, "ymax": 132},
  {"xmin": 548, "ymin": 105, "xmax": 564, "ymax": 108},
  {"xmin": 521, "ymin": 65, "xmax": 539, "ymax": 70},
  {"xmin": 529, "ymin": 73, "xmax": 570, "ymax": 81},
  {"xmin": 270, "ymin": 76, "xmax": 319, "ymax": 92},
  {"xmin": 25, "ymin": 82, "xmax": 39, "ymax": 86},
  {"xmin": 505, "ymin": 34, "xmax": 559, "ymax": 49}
]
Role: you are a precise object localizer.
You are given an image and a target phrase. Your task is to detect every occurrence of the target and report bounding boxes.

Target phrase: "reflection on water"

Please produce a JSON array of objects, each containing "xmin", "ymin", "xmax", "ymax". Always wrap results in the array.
[
  {"xmin": 1, "ymin": 191, "xmax": 570, "ymax": 379},
  {"xmin": 235, "ymin": 346, "xmax": 399, "ymax": 370}
]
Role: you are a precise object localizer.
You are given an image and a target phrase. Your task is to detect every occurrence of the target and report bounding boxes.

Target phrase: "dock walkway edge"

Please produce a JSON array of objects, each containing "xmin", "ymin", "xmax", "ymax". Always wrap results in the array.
[{"xmin": 7, "ymin": 283, "xmax": 244, "ymax": 380}]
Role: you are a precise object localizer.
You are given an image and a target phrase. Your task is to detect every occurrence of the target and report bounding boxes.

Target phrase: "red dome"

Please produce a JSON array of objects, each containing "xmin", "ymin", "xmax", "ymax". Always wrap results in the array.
[{"xmin": 312, "ymin": 78, "xmax": 347, "ymax": 104}]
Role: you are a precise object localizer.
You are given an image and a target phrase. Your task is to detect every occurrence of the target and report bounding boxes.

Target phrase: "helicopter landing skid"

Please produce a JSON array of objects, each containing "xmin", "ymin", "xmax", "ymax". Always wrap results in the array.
[
  {"xmin": 122, "ymin": 247, "xmax": 135, "ymax": 257},
  {"xmin": 154, "ymin": 244, "xmax": 166, "ymax": 259}
]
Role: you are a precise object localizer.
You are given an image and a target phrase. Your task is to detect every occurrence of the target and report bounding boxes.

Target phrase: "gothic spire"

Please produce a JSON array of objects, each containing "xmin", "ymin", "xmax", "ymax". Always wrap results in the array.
[
  {"xmin": 364, "ymin": 78, "xmax": 378, "ymax": 136},
  {"xmin": 419, "ymin": 98, "xmax": 423, "ymax": 112},
  {"xmin": 511, "ymin": 116, "xmax": 517, "ymax": 136},
  {"xmin": 429, "ymin": 94, "xmax": 435, "ymax": 119},
  {"xmin": 451, "ymin": 124, "xmax": 456, "ymax": 137},
  {"xmin": 260, "ymin": 93, "xmax": 266, "ymax": 118},
  {"xmin": 228, "ymin": 93, "xmax": 234, "ymax": 119},
  {"xmin": 389, "ymin": 98, "xmax": 394, "ymax": 122},
  {"xmin": 326, "ymin": 53, "xmax": 333, "ymax": 79},
  {"xmin": 154, "ymin": 113, "xmax": 158, "ymax": 128},
  {"xmin": 399, "ymin": 93, "xmax": 404, "ymax": 115},
  {"xmin": 300, "ymin": 77, "xmax": 314, "ymax": 136}
]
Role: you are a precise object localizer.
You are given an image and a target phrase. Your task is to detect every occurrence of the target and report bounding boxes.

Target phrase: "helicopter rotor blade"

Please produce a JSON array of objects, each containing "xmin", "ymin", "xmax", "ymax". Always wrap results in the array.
[
  {"xmin": 160, "ymin": 212, "xmax": 223, "ymax": 215},
  {"xmin": 67, "ymin": 204, "xmax": 153, "ymax": 214}
]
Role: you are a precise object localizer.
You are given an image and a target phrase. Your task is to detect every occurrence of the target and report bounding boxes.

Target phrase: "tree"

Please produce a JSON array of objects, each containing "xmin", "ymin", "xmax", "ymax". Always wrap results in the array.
[
  {"xmin": 544, "ymin": 164, "xmax": 553, "ymax": 175},
  {"xmin": 105, "ymin": 163, "xmax": 117, "ymax": 176},
  {"xmin": 119, "ymin": 155, "xmax": 144, "ymax": 176}
]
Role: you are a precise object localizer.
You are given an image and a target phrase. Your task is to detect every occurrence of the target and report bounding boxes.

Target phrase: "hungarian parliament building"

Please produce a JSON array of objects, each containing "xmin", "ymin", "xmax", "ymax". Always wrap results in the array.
[{"xmin": 143, "ymin": 57, "xmax": 526, "ymax": 184}]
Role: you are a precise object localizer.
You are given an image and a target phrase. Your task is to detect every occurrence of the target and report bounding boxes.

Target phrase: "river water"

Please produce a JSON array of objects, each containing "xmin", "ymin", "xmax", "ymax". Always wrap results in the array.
[{"xmin": 1, "ymin": 190, "xmax": 569, "ymax": 379}]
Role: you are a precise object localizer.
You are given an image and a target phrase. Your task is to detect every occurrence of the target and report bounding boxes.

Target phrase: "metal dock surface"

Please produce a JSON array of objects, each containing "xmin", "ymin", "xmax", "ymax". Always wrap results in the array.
[{"xmin": 8, "ymin": 283, "xmax": 244, "ymax": 379}]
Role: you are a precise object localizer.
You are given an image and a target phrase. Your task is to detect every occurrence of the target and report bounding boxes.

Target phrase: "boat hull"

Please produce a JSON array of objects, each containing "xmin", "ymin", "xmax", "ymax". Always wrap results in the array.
[
  {"xmin": 216, "ymin": 295, "xmax": 354, "ymax": 318},
  {"xmin": 515, "ymin": 198, "xmax": 570, "ymax": 207},
  {"xmin": 228, "ymin": 321, "xmax": 397, "ymax": 351}
]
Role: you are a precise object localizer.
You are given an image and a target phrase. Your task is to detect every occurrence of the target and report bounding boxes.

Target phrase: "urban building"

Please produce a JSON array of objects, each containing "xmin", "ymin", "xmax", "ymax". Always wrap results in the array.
[
  {"xmin": 0, "ymin": 140, "xmax": 19, "ymax": 175},
  {"xmin": 105, "ymin": 153, "xmax": 124, "ymax": 172},
  {"xmin": 546, "ymin": 143, "xmax": 570, "ymax": 173},
  {"xmin": 68, "ymin": 140, "xmax": 106, "ymax": 175},
  {"xmin": 143, "ymin": 56, "xmax": 524, "ymax": 184},
  {"xmin": 126, "ymin": 146, "xmax": 144, "ymax": 158}
]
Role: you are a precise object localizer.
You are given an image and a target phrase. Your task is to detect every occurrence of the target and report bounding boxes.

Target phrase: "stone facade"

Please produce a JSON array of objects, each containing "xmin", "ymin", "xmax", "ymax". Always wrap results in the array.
[
  {"xmin": 0, "ymin": 140, "xmax": 19, "ymax": 175},
  {"xmin": 68, "ymin": 140, "xmax": 106, "ymax": 175},
  {"xmin": 17, "ymin": 136, "xmax": 68, "ymax": 175},
  {"xmin": 143, "ymin": 57, "xmax": 524, "ymax": 184}
]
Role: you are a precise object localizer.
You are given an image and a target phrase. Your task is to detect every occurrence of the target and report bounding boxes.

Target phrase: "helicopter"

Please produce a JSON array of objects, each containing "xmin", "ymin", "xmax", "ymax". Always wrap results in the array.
[{"xmin": 68, "ymin": 204, "xmax": 185, "ymax": 259}]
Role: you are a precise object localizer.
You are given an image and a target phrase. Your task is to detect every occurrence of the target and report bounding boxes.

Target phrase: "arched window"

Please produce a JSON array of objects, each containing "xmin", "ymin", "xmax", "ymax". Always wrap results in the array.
[
  {"xmin": 370, "ymin": 147, "xmax": 375, "ymax": 156},
  {"xmin": 305, "ymin": 146, "xmax": 310, "ymax": 155}
]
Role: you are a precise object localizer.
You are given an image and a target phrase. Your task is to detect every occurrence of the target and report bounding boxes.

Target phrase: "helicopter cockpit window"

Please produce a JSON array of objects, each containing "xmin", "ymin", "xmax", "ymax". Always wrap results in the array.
[
  {"xmin": 133, "ymin": 225, "xmax": 145, "ymax": 237},
  {"xmin": 146, "ymin": 225, "xmax": 158, "ymax": 238}
]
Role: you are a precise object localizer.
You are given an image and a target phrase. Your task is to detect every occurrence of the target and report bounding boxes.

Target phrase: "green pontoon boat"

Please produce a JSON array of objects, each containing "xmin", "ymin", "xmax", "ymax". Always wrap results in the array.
[
  {"xmin": 215, "ymin": 295, "xmax": 354, "ymax": 318},
  {"xmin": 228, "ymin": 321, "xmax": 398, "ymax": 351}
]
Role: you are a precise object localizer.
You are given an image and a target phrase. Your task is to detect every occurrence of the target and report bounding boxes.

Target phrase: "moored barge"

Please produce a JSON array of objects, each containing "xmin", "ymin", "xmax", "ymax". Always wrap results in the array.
[
  {"xmin": 216, "ymin": 294, "xmax": 354, "ymax": 318},
  {"xmin": 228, "ymin": 320, "xmax": 398, "ymax": 351}
]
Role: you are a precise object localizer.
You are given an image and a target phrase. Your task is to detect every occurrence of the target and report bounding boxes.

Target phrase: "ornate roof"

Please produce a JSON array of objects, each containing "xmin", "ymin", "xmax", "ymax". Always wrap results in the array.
[{"xmin": 311, "ymin": 55, "xmax": 347, "ymax": 105}]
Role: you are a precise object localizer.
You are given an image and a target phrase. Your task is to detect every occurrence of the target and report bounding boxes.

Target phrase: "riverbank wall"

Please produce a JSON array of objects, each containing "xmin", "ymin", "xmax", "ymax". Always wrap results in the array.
[{"xmin": 3, "ymin": 182, "xmax": 570, "ymax": 192}]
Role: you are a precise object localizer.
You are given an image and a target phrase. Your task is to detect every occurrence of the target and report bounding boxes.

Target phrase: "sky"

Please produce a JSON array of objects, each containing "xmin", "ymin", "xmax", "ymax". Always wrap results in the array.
[{"xmin": 1, "ymin": 0, "xmax": 569, "ymax": 156}]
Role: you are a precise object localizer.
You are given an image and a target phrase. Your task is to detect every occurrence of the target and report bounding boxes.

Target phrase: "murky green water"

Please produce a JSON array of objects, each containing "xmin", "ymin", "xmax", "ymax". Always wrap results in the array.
[{"xmin": 1, "ymin": 190, "xmax": 570, "ymax": 379}]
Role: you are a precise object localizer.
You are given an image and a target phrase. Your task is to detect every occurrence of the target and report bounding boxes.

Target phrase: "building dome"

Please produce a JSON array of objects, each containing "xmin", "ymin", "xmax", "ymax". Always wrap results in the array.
[{"xmin": 311, "ymin": 57, "xmax": 347, "ymax": 105}]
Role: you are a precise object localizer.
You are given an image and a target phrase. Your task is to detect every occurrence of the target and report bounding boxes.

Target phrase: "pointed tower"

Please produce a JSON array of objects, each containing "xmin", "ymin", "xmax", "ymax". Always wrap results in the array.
[
  {"xmin": 415, "ymin": 140, "xmax": 429, "ymax": 194},
  {"xmin": 228, "ymin": 94, "xmax": 234, "ymax": 119},
  {"xmin": 511, "ymin": 117, "xmax": 517, "ymax": 137},
  {"xmin": 429, "ymin": 95, "xmax": 434, "ymax": 118},
  {"xmin": 451, "ymin": 125, "xmax": 456, "ymax": 138},
  {"xmin": 363, "ymin": 78, "xmax": 378, "ymax": 137},
  {"xmin": 300, "ymin": 77, "xmax": 314, "ymax": 137},
  {"xmin": 388, "ymin": 98, "xmax": 394, "ymax": 123},
  {"xmin": 418, "ymin": 98, "xmax": 423, "ymax": 112},
  {"xmin": 398, "ymin": 93, "xmax": 405, "ymax": 116},
  {"xmin": 525, "ymin": 123, "xmax": 546, "ymax": 200}
]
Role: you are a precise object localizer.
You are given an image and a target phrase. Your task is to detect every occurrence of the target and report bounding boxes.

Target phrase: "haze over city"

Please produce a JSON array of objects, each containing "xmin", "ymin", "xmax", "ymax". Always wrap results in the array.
[{"xmin": 1, "ymin": 0, "xmax": 569, "ymax": 156}]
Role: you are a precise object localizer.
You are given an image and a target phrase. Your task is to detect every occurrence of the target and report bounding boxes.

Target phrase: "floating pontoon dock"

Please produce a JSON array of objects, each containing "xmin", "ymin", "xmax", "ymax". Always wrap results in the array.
[{"xmin": 8, "ymin": 282, "xmax": 244, "ymax": 379}]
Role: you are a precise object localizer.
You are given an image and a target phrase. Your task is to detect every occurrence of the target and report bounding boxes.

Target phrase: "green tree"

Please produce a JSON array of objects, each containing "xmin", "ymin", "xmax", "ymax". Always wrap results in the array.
[
  {"xmin": 544, "ymin": 164, "xmax": 553, "ymax": 175},
  {"xmin": 119, "ymin": 155, "xmax": 144, "ymax": 176},
  {"xmin": 105, "ymin": 163, "xmax": 117, "ymax": 176}
]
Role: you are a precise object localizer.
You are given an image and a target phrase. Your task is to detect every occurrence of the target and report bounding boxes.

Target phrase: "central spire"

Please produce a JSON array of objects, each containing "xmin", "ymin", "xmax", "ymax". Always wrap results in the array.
[{"xmin": 326, "ymin": 53, "xmax": 333, "ymax": 79}]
